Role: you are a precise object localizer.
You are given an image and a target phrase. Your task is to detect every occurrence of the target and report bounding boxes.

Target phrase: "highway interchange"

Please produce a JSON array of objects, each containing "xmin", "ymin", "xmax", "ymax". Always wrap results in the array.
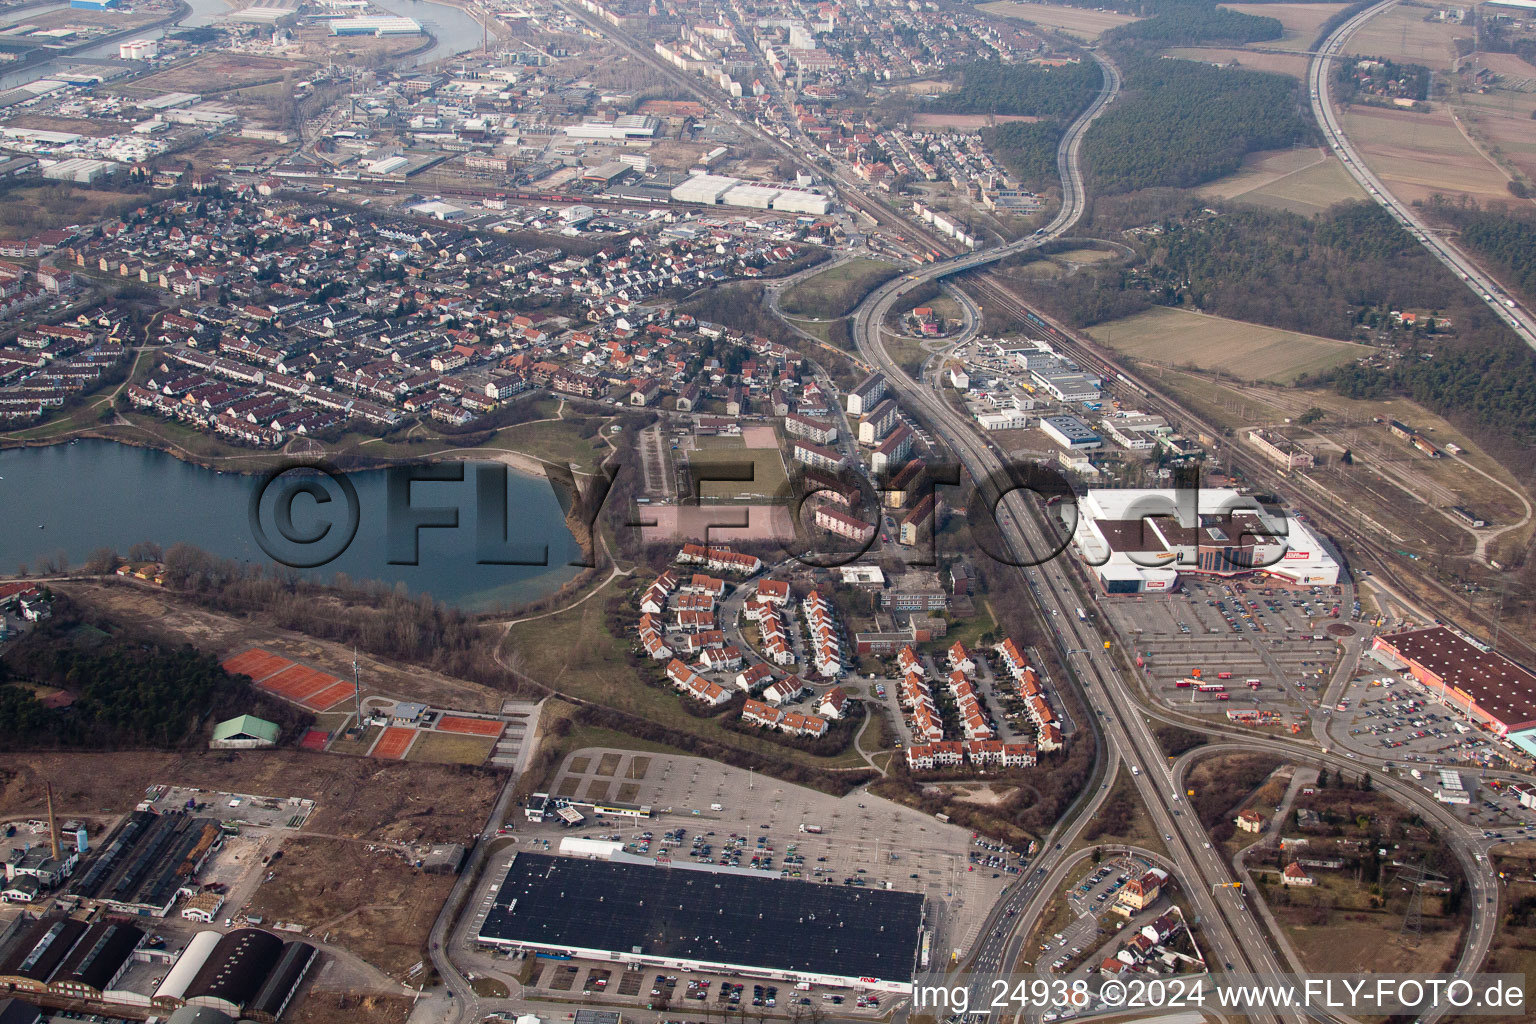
[
  {"xmin": 417, "ymin": 9, "xmax": 1526, "ymax": 1024},
  {"xmin": 847, "ymin": 27, "xmax": 1509, "ymax": 1024}
]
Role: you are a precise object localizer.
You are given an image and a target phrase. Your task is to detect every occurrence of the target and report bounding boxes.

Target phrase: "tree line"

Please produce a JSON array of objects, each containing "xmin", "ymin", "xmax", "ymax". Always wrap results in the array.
[
  {"xmin": 981, "ymin": 121, "xmax": 1065, "ymax": 189},
  {"xmin": 934, "ymin": 59, "xmax": 1105, "ymax": 120},
  {"xmin": 1106, "ymin": 1, "xmax": 1283, "ymax": 46},
  {"xmin": 1424, "ymin": 196, "xmax": 1536, "ymax": 303},
  {"xmin": 1082, "ymin": 56, "xmax": 1315, "ymax": 193},
  {"xmin": 0, "ymin": 598, "xmax": 307, "ymax": 749}
]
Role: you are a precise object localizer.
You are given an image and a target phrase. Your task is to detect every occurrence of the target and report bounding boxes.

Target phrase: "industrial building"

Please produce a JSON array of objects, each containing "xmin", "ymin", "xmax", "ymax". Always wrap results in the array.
[
  {"xmin": 477, "ymin": 853, "xmax": 923, "ymax": 991},
  {"xmin": 1247, "ymin": 429, "xmax": 1315, "ymax": 471},
  {"xmin": 152, "ymin": 929, "xmax": 315, "ymax": 1021},
  {"xmin": 562, "ymin": 114, "xmax": 659, "ymax": 140},
  {"xmin": 69, "ymin": 0, "xmax": 118, "ymax": 8},
  {"xmin": 1373, "ymin": 627, "xmax": 1536, "ymax": 743},
  {"xmin": 669, "ymin": 172, "xmax": 830, "ymax": 214},
  {"xmin": 329, "ymin": 16, "xmax": 422, "ymax": 35},
  {"xmin": 1040, "ymin": 415, "xmax": 1101, "ymax": 451},
  {"xmin": 41, "ymin": 159, "xmax": 118, "ymax": 184},
  {"xmin": 1071, "ymin": 487, "xmax": 1342, "ymax": 592},
  {"xmin": 70, "ymin": 810, "xmax": 223, "ymax": 917}
]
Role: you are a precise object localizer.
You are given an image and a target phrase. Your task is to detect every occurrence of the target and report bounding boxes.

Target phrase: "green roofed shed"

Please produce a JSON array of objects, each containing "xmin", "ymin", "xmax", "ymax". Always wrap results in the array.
[{"xmin": 210, "ymin": 715, "xmax": 280, "ymax": 749}]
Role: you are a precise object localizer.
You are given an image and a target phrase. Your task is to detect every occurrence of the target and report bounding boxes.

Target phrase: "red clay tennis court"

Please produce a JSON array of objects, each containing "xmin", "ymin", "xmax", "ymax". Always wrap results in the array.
[
  {"xmin": 298, "ymin": 730, "xmax": 330, "ymax": 752},
  {"xmin": 372, "ymin": 727, "xmax": 417, "ymax": 760},
  {"xmin": 436, "ymin": 716, "xmax": 505, "ymax": 738},
  {"xmin": 304, "ymin": 682, "xmax": 356, "ymax": 712},
  {"xmin": 221, "ymin": 649, "xmax": 293, "ymax": 683},
  {"xmin": 261, "ymin": 665, "xmax": 339, "ymax": 703}
]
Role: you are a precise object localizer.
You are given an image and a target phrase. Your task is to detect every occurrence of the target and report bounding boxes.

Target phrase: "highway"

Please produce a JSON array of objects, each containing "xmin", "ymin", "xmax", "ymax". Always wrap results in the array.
[
  {"xmin": 849, "ymin": 52, "xmax": 1310, "ymax": 1024},
  {"xmin": 1310, "ymin": 0, "xmax": 1536, "ymax": 349},
  {"xmin": 846, "ymin": 31, "xmax": 1514, "ymax": 1024}
]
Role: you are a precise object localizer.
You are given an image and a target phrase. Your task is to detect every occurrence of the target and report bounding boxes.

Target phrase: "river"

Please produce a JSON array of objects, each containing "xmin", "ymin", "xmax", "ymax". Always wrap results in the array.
[
  {"xmin": 0, "ymin": 441, "xmax": 584, "ymax": 611},
  {"xmin": 0, "ymin": 0, "xmax": 483, "ymax": 90}
]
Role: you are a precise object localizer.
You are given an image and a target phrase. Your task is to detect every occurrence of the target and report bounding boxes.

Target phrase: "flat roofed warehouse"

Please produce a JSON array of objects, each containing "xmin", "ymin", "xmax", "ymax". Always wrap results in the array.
[
  {"xmin": 1374, "ymin": 627, "xmax": 1536, "ymax": 737},
  {"xmin": 478, "ymin": 853, "xmax": 923, "ymax": 991}
]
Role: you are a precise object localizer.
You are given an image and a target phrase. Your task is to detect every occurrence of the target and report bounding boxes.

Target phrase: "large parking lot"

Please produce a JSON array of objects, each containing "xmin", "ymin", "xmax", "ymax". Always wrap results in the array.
[
  {"xmin": 455, "ymin": 748, "xmax": 1028, "ymax": 1012},
  {"xmin": 1101, "ymin": 577, "xmax": 1358, "ymax": 720},
  {"xmin": 540, "ymin": 749, "xmax": 1016, "ymax": 946},
  {"xmin": 1324, "ymin": 673, "xmax": 1503, "ymax": 764}
]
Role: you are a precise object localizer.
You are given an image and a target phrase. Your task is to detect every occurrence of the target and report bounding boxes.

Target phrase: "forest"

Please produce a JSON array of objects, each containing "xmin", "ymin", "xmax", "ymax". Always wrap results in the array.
[
  {"xmin": 1423, "ymin": 198, "xmax": 1536, "ymax": 303},
  {"xmin": 934, "ymin": 59, "xmax": 1104, "ymax": 120},
  {"xmin": 981, "ymin": 120, "xmax": 1065, "ymax": 189},
  {"xmin": 0, "ymin": 601, "xmax": 302, "ymax": 749},
  {"xmin": 1107, "ymin": 1, "xmax": 1283, "ymax": 46},
  {"xmin": 1081, "ymin": 57, "xmax": 1314, "ymax": 193}
]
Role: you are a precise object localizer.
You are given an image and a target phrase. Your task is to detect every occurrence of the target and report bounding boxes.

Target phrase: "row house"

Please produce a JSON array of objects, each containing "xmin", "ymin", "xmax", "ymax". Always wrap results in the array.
[
  {"xmin": 698, "ymin": 645, "xmax": 743, "ymax": 671},
  {"xmin": 637, "ymin": 612, "xmax": 672, "ymax": 660},
  {"xmin": 964, "ymin": 740, "xmax": 1037, "ymax": 768},
  {"xmin": 735, "ymin": 663, "xmax": 775, "ymax": 693},
  {"xmin": 802, "ymin": 590, "xmax": 843, "ymax": 678},
  {"xmin": 681, "ymin": 573, "xmax": 726, "ymax": 597},
  {"xmin": 906, "ymin": 741, "xmax": 964, "ymax": 770},
  {"xmin": 681, "ymin": 629, "xmax": 726, "ymax": 653},
  {"xmin": 667, "ymin": 658, "xmax": 731, "ymax": 706}
]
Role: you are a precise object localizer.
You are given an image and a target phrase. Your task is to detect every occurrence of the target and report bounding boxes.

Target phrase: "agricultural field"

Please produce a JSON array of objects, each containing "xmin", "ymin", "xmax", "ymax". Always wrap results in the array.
[
  {"xmin": 780, "ymin": 258, "xmax": 901, "ymax": 319},
  {"xmin": 1344, "ymin": 2, "xmax": 1466, "ymax": 66},
  {"xmin": 977, "ymin": 0, "xmax": 1139, "ymax": 40},
  {"xmin": 1163, "ymin": 47, "xmax": 1310, "ymax": 79},
  {"xmin": 1226, "ymin": 2, "xmax": 1351, "ymax": 47},
  {"xmin": 1197, "ymin": 146, "xmax": 1366, "ymax": 214},
  {"xmin": 1339, "ymin": 105, "xmax": 1512, "ymax": 204},
  {"xmin": 1085, "ymin": 307, "xmax": 1370, "ymax": 382},
  {"xmin": 1452, "ymin": 89, "xmax": 1536, "ymax": 184}
]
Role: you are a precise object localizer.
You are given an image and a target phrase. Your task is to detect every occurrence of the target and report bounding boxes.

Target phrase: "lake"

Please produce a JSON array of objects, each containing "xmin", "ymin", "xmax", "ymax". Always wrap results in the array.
[{"xmin": 0, "ymin": 441, "xmax": 584, "ymax": 611}]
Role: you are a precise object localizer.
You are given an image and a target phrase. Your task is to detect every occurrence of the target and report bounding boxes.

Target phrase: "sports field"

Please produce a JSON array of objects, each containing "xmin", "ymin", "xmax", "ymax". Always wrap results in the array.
[
  {"xmin": 221, "ymin": 648, "xmax": 354, "ymax": 711},
  {"xmin": 372, "ymin": 726, "xmax": 419, "ymax": 760},
  {"xmin": 1085, "ymin": 307, "xmax": 1370, "ymax": 382},
  {"xmin": 405, "ymin": 731, "xmax": 497, "ymax": 765},
  {"xmin": 690, "ymin": 435, "xmax": 791, "ymax": 501},
  {"xmin": 978, "ymin": 1, "xmax": 1138, "ymax": 39},
  {"xmin": 437, "ymin": 715, "xmax": 506, "ymax": 738}
]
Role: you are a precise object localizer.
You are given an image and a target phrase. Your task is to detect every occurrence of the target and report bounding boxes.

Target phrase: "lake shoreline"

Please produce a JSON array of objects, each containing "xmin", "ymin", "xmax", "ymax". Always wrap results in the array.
[{"xmin": 0, "ymin": 428, "xmax": 553, "ymax": 481}]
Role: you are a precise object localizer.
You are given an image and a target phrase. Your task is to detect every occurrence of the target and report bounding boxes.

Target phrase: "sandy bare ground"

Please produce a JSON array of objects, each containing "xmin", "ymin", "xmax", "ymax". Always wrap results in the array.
[
  {"xmin": 637, "ymin": 502, "xmax": 797, "ymax": 544},
  {"xmin": 56, "ymin": 580, "xmax": 510, "ymax": 713}
]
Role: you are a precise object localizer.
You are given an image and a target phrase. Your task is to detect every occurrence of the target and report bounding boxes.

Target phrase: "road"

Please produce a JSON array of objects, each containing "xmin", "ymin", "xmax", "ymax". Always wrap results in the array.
[
  {"xmin": 1311, "ymin": 0, "xmax": 1536, "ymax": 349},
  {"xmin": 847, "ymin": 48, "xmax": 1312, "ymax": 1024}
]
